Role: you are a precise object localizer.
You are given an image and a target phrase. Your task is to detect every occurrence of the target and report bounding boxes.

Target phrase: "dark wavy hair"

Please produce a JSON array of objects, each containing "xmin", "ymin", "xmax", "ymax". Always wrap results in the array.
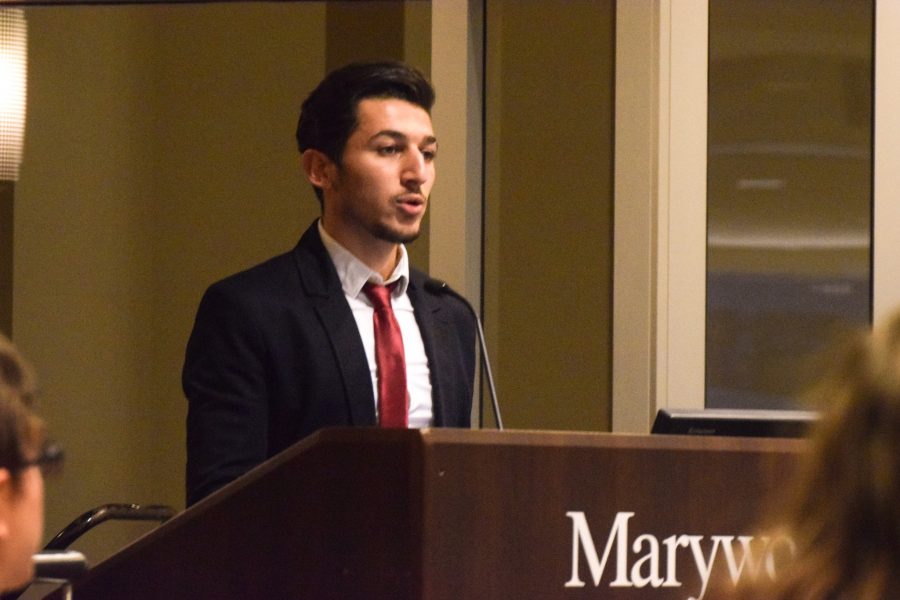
[
  {"xmin": 295, "ymin": 61, "xmax": 435, "ymax": 205},
  {"xmin": 0, "ymin": 334, "xmax": 44, "ymax": 489}
]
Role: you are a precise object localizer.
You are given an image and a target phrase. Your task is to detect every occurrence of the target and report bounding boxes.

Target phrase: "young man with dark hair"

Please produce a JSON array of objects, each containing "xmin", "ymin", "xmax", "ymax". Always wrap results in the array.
[{"xmin": 183, "ymin": 62, "xmax": 476, "ymax": 506}]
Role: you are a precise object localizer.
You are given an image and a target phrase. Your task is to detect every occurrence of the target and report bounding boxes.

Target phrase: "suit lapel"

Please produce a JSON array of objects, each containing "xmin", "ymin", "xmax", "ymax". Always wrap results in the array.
[
  {"xmin": 293, "ymin": 223, "xmax": 377, "ymax": 426},
  {"xmin": 407, "ymin": 274, "xmax": 451, "ymax": 426}
]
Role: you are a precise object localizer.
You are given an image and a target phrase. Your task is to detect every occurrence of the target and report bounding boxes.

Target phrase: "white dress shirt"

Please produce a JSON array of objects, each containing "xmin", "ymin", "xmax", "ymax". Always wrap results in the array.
[{"xmin": 318, "ymin": 221, "xmax": 433, "ymax": 427}]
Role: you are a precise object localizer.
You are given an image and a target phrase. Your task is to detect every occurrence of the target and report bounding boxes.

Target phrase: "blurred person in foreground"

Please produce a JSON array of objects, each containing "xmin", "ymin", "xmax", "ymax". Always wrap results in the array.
[
  {"xmin": 727, "ymin": 310, "xmax": 900, "ymax": 599},
  {"xmin": 0, "ymin": 334, "xmax": 57, "ymax": 593}
]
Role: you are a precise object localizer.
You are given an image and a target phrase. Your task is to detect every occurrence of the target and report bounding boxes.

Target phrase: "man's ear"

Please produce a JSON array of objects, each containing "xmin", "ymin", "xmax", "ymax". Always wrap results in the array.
[{"xmin": 301, "ymin": 149, "xmax": 336, "ymax": 191}]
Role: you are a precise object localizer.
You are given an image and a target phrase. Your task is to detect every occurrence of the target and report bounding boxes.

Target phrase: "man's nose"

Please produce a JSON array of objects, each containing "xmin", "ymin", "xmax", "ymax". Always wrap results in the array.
[{"xmin": 401, "ymin": 149, "xmax": 428, "ymax": 186}]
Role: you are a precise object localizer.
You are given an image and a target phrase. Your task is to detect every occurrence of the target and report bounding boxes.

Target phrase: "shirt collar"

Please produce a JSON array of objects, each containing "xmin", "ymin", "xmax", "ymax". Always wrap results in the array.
[{"xmin": 318, "ymin": 220, "xmax": 410, "ymax": 298}]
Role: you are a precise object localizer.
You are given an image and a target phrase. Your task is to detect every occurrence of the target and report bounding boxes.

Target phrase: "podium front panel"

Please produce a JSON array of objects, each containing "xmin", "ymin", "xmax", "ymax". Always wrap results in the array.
[
  {"xmin": 418, "ymin": 430, "xmax": 802, "ymax": 599},
  {"xmin": 54, "ymin": 429, "xmax": 803, "ymax": 600}
]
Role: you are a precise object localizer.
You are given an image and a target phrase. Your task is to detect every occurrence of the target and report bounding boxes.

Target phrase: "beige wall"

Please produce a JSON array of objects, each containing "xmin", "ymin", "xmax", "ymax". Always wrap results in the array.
[
  {"xmin": 484, "ymin": 1, "xmax": 614, "ymax": 431},
  {"xmin": 15, "ymin": 3, "xmax": 327, "ymax": 563}
]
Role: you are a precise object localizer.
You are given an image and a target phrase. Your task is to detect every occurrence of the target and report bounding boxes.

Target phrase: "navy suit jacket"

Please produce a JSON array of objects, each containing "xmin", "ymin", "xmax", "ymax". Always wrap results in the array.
[{"xmin": 183, "ymin": 222, "xmax": 476, "ymax": 505}]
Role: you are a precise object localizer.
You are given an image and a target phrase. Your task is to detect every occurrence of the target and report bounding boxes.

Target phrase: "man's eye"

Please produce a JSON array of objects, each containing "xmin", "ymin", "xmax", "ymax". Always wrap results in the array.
[
  {"xmin": 377, "ymin": 146, "xmax": 401, "ymax": 155},
  {"xmin": 422, "ymin": 149, "xmax": 437, "ymax": 161}
]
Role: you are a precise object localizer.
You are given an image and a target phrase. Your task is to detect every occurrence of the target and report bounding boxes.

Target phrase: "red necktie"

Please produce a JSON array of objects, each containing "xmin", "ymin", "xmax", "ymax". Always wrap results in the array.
[{"xmin": 363, "ymin": 282, "xmax": 408, "ymax": 428}]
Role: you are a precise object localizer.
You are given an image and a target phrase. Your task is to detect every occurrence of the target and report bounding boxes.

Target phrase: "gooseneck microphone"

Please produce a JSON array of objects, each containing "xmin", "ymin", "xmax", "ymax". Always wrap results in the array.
[{"xmin": 424, "ymin": 278, "xmax": 503, "ymax": 430}]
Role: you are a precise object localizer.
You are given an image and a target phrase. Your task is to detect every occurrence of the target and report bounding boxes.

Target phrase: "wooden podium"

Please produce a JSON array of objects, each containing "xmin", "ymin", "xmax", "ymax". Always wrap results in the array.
[{"xmin": 49, "ymin": 429, "xmax": 804, "ymax": 599}]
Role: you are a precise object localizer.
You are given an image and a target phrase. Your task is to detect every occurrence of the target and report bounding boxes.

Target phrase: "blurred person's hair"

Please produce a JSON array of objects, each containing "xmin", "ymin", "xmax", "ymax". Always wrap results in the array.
[
  {"xmin": 0, "ymin": 335, "xmax": 45, "ymax": 489},
  {"xmin": 731, "ymin": 311, "xmax": 900, "ymax": 599}
]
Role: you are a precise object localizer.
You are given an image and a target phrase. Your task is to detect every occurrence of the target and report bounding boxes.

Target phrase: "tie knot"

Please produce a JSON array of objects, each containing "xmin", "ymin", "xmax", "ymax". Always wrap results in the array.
[{"xmin": 363, "ymin": 281, "xmax": 397, "ymax": 310}]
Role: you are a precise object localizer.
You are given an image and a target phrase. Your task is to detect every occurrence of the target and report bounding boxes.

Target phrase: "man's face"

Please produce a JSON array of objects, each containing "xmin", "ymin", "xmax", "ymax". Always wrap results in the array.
[{"xmin": 321, "ymin": 97, "xmax": 436, "ymax": 252}]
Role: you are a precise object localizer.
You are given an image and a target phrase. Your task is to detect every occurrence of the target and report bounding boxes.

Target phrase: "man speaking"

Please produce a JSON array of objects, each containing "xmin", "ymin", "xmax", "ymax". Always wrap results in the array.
[{"xmin": 182, "ymin": 62, "xmax": 476, "ymax": 506}]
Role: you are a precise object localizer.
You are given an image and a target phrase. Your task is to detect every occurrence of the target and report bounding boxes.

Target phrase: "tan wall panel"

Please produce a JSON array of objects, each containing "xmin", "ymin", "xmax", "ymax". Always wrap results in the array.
[
  {"xmin": 15, "ymin": 3, "xmax": 326, "ymax": 563},
  {"xmin": 484, "ymin": 1, "xmax": 614, "ymax": 431}
]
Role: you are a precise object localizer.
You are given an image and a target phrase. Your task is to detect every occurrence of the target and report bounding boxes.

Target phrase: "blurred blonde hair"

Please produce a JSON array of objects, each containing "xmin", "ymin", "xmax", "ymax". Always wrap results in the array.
[{"xmin": 735, "ymin": 311, "xmax": 900, "ymax": 599}]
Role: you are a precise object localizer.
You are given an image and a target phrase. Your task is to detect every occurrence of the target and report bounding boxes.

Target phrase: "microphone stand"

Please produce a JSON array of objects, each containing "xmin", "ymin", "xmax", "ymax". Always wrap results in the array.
[{"xmin": 424, "ymin": 279, "xmax": 503, "ymax": 430}]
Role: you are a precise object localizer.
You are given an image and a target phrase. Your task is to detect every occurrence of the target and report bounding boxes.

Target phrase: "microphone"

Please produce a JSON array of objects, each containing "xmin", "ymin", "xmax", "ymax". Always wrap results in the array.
[{"xmin": 424, "ymin": 278, "xmax": 503, "ymax": 430}]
